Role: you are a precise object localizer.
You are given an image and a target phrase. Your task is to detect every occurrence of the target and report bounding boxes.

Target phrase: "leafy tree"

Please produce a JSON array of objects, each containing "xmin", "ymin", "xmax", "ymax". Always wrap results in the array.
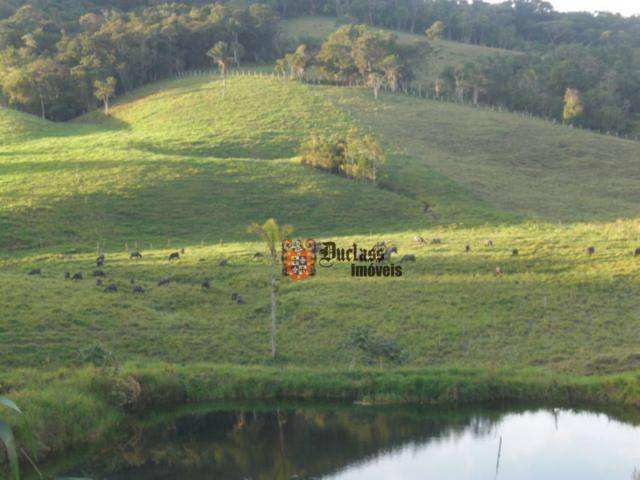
[
  {"xmin": 0, "ymin": 67, "xmax": 31, "ymax": 107},
  {"xmin": 298, "ymin": 134, "xmax": 346, "ymax": 174},
  {"xmin": 247, "ymin": 218, "xmax": 294, "ymax": 360},
  {"xmin": 380, "ymin": 54, "xmax": 400, "ymax": 92},
  {"xmin": 288, "ymin": 44, "xmax": 310, "ymax": 80},
  {"xmin": 299, "ymin": 133, "xmax": 385, "ymax": 183},
  {"xmin": 315, "ymin": 24, "xmax": 361, "ymax": 82},
  {"xmin": 426, "ymin": 20, "xmax": 445, "ymax": 41},
  {"xmin": 0, "ymin": 59, "xmax": 71, "ymax": 120},
  {"xmin": 346, "ymin": 134, "xmax": 385, "ymax": 184},
  {"xmin": 276, "ymin": 44, "xmax": 311, "ymax": 80},
  {"xmin": 315, "ymin": 24, "xmax": 411, "ymax": 97},
  {"xmin": 462, "ymin": 62, "xmax": 488, "ymax": 105},
  {"xmin": 208, "ymin": 41, "xmax": 233, "ymax": 77},
  {"xmin": 367, "ymin": 71, "xmax": 384, "ymax": 99},
  {"xmin": 439, "ymin": 64, "xmax": 465, "ymax": 101},
  {"xmin": 208, "ymin": 41, "xmax": 234, "ymax": 95},
  {"xmin": 94, "ymin": 76, "xmax": 117, "ymax": 114},
  {"xmin": 274, "ymin": 57, "xmax": 287, "ymax": 76},
  {"xmin": 563, "ymin": 87, "xmax": 583, "ymax": 123}
]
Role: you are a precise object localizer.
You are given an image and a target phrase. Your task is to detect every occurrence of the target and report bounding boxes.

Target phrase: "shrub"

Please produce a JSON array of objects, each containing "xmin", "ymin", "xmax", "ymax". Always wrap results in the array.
[
  {"xmin": 344, "ymin": 326, "xmax": 408, "ymax": 368},
  {"xmin": 299, "ymin": 133, "xmax": 384, "ymax": 183},
  {"xmin": 77, "ymin": 344, "xmax": 116, "ymax": 368}
]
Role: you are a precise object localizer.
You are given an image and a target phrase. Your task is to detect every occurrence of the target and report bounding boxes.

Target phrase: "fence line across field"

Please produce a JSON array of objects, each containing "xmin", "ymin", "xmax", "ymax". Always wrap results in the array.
[{"xmin": 169, "ymin": 67, "xmax": 639, "ymax": 142}]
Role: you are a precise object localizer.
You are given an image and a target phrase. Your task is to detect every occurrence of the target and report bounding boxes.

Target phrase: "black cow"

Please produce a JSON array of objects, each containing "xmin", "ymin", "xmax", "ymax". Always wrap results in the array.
[{"xmin": 231, "ymin": 292, "xmax": 245, "ymax": 304}]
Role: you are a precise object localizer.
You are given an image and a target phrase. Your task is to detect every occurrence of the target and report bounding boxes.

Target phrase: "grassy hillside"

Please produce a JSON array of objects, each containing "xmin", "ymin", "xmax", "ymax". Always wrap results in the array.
[
  {"xmin": 1, "ymin": 73, "xmax": 639, "ymax": 373},
  {"xmin": 0, "ymin": 74, "xmax": 422, "ymax": 252},
  {"xmin": 328, "ymin": 89, "xmax": 640, "ymax": 222},
  {"xmin": 281, "ymin": 16, "xmax": 513, "ymax": 86},
  {"xmin": 0, "ymin": 107, "xmax": 65, "ymax": 142},
  {"xmin": 1, "ymin": 71, "xmax": 640, "ymax": 461}
]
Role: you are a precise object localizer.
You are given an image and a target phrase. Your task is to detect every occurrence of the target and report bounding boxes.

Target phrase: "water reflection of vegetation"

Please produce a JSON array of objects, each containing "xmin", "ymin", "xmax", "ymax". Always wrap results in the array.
[{"xmin": 40, "ymin": 403, "xmax": 640, "ymax": 480}]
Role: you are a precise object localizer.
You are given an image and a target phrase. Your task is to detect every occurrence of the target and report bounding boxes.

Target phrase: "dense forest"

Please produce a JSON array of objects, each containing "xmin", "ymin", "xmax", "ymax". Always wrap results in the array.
[
  {"xmin": 0, "ymin": 2, "xmax": 282, "ymax": 120},
  {"xmin": 273, "ymin": 0, "xmax": 640, "ymax": 49},
  {"xmin": 0, "ymin": 0, "xmax": 639, "ymax": 132}
]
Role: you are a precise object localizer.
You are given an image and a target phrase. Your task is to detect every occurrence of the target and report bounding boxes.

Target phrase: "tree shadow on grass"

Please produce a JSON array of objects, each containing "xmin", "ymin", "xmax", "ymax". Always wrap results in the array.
[
  {"xmin": 0, "ymin": 110, "xmax": 132, "ymax": 146},
  {"xmin": 130, "ymin": 139, "xmax": 289, "ymax": 161},
  {"xmin": 0, "ymin": 158, "xmax": 150, "ymax": 176},
  {"xmin": 0, "ymin": 158, "xmax": 426, "ymax": 253}
]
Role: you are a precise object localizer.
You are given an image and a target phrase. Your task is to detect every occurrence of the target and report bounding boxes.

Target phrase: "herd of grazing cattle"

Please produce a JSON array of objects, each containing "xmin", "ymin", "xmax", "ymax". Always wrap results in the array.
[
  {"xmin": 27, "ymin": 248, "xmax": 246, "ymax": 303},
  {"xmin": 25, "ymin": 238, "xmax": 640, "ymax": 294}
]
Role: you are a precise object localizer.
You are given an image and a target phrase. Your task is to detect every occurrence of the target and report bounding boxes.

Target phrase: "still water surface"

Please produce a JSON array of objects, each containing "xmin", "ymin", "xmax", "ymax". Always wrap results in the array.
[{"xmin": 53, "ymin": 404, "xmax": 640, "ymax": 480}]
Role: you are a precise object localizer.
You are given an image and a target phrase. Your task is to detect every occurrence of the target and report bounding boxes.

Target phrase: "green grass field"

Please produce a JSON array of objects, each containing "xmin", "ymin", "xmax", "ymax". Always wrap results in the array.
[{"xmin": 1, "ymin": 67, "xmax": 640, "ymax": 460}]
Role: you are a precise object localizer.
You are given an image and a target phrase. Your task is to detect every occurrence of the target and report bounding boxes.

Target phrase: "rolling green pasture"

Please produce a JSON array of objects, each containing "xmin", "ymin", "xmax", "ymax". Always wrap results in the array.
[
  {"xmin": 1, "ymin": 73, "xmax": 639, "ymax": 374},
  {"xmin": 327, "ymin": 89, "xmax": 640, "ymax": 222},
  {"xmin": 1, "ymin": 71, "xmax": 640, "ymax": 459},
  {"xmin": 0, "ymin": 75, "xmax": 421, "ymax": 251}
]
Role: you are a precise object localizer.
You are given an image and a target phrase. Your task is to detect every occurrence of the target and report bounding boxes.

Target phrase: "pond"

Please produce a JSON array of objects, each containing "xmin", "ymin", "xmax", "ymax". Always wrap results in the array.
[{"xmin": 44, "ymin": 403, "xmax": 640, "ymax": 480}]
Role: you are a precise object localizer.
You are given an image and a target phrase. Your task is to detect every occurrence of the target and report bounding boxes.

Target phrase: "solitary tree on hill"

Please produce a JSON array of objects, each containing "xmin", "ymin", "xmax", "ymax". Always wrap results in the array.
[
  {"xmin": 290, "ymin": 44, "xmax": 311, "ymax": 80},
  {"xmin": 208, "ymin": 41, "xmax": 234, "ymax": 95},
  {"xmin": 94, "ymin": 76, "xmax": 117, "ymax": 115},
  {"xmin": 563, "ymin": 87, "xmax": 584, "ymax": 123},
  {"xmin": 367, "ymin": 71, "xmax": 385, "ymax": 99},
  {"xmin": 247, "ymin": 218, "xmax": 294, "ymax": 360},
  {"xmin": 426, "ymin": 21, "xmax": 445, "ymax": 41}
]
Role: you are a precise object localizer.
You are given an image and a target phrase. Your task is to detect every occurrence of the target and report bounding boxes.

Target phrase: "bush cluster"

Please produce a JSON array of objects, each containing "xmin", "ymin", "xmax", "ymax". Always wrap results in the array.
[{"xmin": 299, "ymin": 133, "xmax": 385, "ymax": 183}]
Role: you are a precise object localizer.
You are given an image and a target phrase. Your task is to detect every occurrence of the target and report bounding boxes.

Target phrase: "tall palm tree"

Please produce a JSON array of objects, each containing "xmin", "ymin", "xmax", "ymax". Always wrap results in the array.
[{"xmin": 247, "ymin": 219, "xmax": 294, "ymax": 359}]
